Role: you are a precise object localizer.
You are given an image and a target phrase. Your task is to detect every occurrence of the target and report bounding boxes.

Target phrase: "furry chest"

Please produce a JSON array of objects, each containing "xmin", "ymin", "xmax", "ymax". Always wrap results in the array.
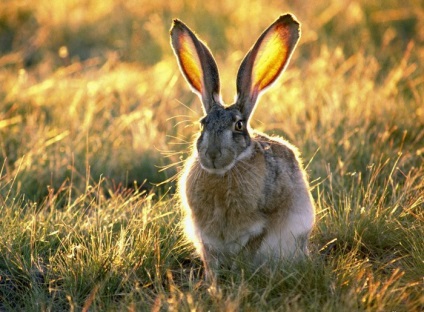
[{"xmin": 185, "ymin": 167, "xmax": 266, "ymax": 248}]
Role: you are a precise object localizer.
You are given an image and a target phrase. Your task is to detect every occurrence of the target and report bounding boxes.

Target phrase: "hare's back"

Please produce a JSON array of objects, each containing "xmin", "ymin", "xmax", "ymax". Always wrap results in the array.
[{"xmin": 252, "ymin": 132, "xmax": 314, "ymax": 247}]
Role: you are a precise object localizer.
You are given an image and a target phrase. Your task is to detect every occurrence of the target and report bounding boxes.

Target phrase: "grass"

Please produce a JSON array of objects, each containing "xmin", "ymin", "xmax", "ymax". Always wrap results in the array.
[{"xmin": 1, "ymin": 0, "xmax": 423, "ymax": 310}]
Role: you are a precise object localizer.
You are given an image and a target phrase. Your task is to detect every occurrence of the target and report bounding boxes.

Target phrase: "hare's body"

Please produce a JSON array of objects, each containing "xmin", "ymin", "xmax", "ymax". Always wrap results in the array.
[
  {"xmin": 180, "ymin": 133, "xmax": 314, "ymax": 269},
  {"xmin": 170, "ymin": 14, "xmax": 315, "ymax": 276}
]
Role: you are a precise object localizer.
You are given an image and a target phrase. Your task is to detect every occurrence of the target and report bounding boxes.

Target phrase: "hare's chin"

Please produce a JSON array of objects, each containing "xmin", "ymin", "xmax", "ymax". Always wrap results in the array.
[
  {"xmin": 199, "ymin": 144, "xmax": 254, "ymax": 176},
  {"xmin": 200, "ymin": 162, "xmax": 235, "ymax": 175}
]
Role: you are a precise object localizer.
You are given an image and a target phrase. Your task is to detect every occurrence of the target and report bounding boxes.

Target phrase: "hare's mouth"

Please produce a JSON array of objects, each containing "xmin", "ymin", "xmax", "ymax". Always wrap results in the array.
[
  {"xmin": 198, "ymin": 144, "xmax": 254, "ymax": 176},
  {"xmin": 198, "ymin": 151, "xmax": 235, "ymax": 175}
]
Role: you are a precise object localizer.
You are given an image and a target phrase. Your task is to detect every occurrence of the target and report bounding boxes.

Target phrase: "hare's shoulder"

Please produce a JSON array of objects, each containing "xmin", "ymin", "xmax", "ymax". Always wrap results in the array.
[{"xmin": 253, "ymin": 132, "xmax": 301, "ymax": 165}]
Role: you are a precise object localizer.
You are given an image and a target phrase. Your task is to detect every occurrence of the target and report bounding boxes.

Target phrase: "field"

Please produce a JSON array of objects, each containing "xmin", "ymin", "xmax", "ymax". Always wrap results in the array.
[{"xmin": 0, "ymin": 0, "xmax": 423, "ymax": 310}]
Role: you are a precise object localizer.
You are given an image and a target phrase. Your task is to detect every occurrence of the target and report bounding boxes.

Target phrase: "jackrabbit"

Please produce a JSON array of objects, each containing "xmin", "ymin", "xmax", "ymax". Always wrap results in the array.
[{"xmin": 170, "ymin": 14, "xmax": 315, "ymax": 277}]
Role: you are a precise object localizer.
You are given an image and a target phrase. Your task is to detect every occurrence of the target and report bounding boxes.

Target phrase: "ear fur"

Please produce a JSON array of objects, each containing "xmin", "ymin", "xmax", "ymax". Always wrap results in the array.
[
  {"xmin": 236, "ymin": 14, "xmax": 300, "ymax": 121},
  {"xmin": 170, "ymin": 19, "xmax": 221, "ymax": 113}
]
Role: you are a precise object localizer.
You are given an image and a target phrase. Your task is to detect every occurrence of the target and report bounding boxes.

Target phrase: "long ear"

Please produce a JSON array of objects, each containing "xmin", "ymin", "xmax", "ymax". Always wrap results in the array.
[
  {"xmin": 236, "ymin": 14, "xmax": 300, "ymax": 121},
  {"xmin": 170, "ymin": 19, "xmax": 221, "ymax": 113}
]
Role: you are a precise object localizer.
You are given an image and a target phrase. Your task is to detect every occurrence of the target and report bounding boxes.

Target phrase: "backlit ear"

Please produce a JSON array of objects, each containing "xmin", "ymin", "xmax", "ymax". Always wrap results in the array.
[
  {"xmin": 170, "ymin": 19, "xmax": 221, "ymax": 113},
  {"xmin": 236, "ymin": 14, "xmax": 300, "ymax": 120}
]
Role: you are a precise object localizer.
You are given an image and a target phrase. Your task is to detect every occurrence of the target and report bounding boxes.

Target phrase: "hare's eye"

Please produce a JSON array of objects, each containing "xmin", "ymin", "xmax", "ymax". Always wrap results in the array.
[{"xmin": 234, "ymin": 120, "xmax": 244, "ymax": 132}]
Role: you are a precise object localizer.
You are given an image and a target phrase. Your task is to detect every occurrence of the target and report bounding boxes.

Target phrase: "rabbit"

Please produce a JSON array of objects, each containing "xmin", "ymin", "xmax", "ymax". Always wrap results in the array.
[{"xmin": 170, "ymin": 14, "xmax": 315, "ymax": 277}]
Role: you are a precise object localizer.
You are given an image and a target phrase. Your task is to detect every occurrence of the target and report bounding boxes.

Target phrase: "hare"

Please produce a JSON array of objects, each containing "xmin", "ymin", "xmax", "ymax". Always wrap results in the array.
[{"xmin": 170, "ymin": 14, "xmax": 315, "ymax": 277}]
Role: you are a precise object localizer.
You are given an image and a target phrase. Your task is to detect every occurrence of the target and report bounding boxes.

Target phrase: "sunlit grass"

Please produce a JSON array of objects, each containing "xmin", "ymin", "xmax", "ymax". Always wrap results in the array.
[{"xmin": 1, "ymin": 0, "xmax": 423, "ymax": 310}]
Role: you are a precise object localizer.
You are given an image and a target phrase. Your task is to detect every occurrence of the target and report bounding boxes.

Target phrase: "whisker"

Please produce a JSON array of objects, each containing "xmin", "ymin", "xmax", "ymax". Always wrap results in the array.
[
  {"xmin": 176, "ymin": 99, "xmax": 199, "ymax": 114},
  {"xmin": 166, "ymin": 134, "xmax": 192, "ymax": 143}
]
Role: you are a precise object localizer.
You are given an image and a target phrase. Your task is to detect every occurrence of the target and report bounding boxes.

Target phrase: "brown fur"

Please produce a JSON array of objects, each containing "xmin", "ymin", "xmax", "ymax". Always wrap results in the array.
[
  {"xmin": 183, "ymin": 138, "xmax": 266, "ymax": 243},
  {"xmin": 171, "ymin": 15, "xmax": 315, "ymax": 277},
  {"xmin": 180, "ymin": 133, "xmax": 313, "ymax": 270}
]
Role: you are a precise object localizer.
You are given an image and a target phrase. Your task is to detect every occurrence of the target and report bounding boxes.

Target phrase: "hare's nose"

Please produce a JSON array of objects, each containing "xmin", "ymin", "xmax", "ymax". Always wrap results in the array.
[{"xmin": 206, "ymin": 148, "xmax": 221, "ymax": 164}]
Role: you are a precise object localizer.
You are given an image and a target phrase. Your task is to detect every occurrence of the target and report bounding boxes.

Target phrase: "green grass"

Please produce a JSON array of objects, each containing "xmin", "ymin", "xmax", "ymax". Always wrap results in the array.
[{"xmin": 1, "ymin": 0, "xmax": 423, "ymax": 310}]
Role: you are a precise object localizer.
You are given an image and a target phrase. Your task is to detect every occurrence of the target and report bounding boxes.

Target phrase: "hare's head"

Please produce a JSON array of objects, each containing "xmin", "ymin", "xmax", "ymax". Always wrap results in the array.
[{"xmin": 170, "ymin": 15, "xmax": 300, "ymax": 175}]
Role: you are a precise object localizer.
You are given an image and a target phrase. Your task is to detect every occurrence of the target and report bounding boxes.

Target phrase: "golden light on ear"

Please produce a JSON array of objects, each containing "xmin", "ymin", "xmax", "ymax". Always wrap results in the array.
[
  {"xmin": 176, "ymin": 33, "xmax": 203, "ymax": 94},
  {"xmin": 252, "ymin": 25, "xmax": 292, "ymax": 92}
]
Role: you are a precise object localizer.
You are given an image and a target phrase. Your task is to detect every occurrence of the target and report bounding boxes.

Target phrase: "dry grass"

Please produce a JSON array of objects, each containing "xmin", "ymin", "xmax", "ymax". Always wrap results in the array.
[{"xmin": 0, "ymin": 0, "xmax": 423, "ymax": 310}]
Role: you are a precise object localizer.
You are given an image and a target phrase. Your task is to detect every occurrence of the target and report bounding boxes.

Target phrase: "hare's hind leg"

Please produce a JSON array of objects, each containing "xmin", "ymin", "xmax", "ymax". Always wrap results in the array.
[{"xmin": 259, "ymin": 204, "xmax": 314, "ymax": 261}]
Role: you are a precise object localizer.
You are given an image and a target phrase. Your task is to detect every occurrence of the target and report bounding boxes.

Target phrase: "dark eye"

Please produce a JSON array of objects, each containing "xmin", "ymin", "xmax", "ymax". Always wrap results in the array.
[{"xmin": 234, "ymin": 120, "xmax": 244, "ymax": 132}]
